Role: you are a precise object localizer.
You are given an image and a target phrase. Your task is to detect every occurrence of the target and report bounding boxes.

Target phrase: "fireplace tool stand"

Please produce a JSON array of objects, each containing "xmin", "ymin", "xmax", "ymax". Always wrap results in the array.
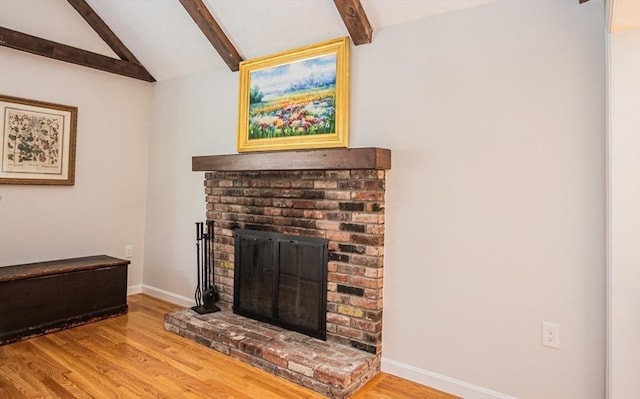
[{"xmin": 191, "ymin": 220, "xmax": 220, "ymax": 314}]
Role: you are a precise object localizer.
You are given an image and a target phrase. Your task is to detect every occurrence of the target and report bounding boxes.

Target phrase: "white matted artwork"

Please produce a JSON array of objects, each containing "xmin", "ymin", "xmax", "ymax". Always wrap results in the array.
[{"xmin": 0, "ymin": 94, "xmax": 77, "ymax": 185}]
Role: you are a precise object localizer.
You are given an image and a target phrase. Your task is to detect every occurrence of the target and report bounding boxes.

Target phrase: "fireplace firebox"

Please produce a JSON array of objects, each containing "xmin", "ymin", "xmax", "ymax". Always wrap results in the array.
[{"xmin": 234, "ymin": 229, "xmax": 328, "ymax": 340}]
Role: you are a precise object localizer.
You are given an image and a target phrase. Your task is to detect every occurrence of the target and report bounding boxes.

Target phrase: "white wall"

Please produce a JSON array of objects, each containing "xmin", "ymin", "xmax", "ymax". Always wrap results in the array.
[
  {"xmin": 607, "ymin": 29, "xmax": 640, "ymax": 399},
  {"xmin": 145, "ymin": 0, "xmax": 605, "ymax": 397},
  {"xmin": 361, "ymin": 2, "xmax": 605, "ymax": 398},
  {"xmin": 143, "ymin": 68, "xmax": 237, "ymax": 304},
  {"xmin": 0, "ymin": 48, "xmax": 152, "ymax": 291}
]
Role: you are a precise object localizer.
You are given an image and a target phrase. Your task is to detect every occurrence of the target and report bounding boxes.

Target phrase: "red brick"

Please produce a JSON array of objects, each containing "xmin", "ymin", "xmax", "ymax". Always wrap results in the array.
[
  {"xmin": 258, "ymin": 348, "xmax": 286, "ymax": 367},
  {"xmin": 301, "ymin": 170, "xmax": 325, "ymax": 179},
  {"xmin": 229, "ymin": 348, "xmax": 252, "ymax": 362},
  {"xmin": 222, "ymin": 333, "xmax": 245, "ymax": 348},
  {"xmin": 314, "ymin": 180, "xmax": 338, "ymax": 189},
  {"xmin": 314, "ymin": 367, "xmax": 352, "ymax": 389},
  {"xmin": 272, "ymin": 199, "xmax": 294, "ymax": 208},
  {"xmin": 291, "ymin": 180, "xmax": 314, "ymax": 188},
  {"xmin": 337, "ymin": 326, "xmax": 363, "ymax": 340},
  {"xmin": 326, "ymin": 212, "xmax": 351, "ymax": 221},
  {"xmin": 336, "ymin": 264, "xmax": 366, "ymax": 276},
  {"xmin": 363, "ymin": 288, "xmax": 381, "ymax": 299},
  {"xmin": 325, "ymin": 170, "xmax": 351, "ymax": 179},
  {"xmin": 351, "ymin": 213, "xmax": 384, "ymax": 224},
  {"xmin": 239, "ymin": 338, "xmax": 265, "ymax": 357},
  {"xmin": 351, "ymin": 234, "xmax": 383, "ymax": 246},
  {"xmin": 351, "ymin": 319, "xmax": 380, "ymax": 333},
  {"xmin": 328, "ymin": 272, "xmax": 349, "ymax": 284},
  {"xmin": 287, "ymin": 360, "xmax": 314, "ymax": 377},
  {"xmin": 350, "ymin": 275, "xmax": 383, "ymax": 289},
  {"xmin": 351, "ymin": 191, "xmax": 385, "ymax": 201},
  {"xmin": 264, "ymin": 207, "xmax": 282, "ymax": 216},
  {"xmin": 363, "ymin": 180, "xmax": 385, "ymax": 191},
  {"xmin": 219, "ymin": 276, "xmax": 233, "ymax": 287},
  {"xmin": 327, "ymin": 313, "xmax": 351, "ymax": 326},
  {"xmin": 315, "ymin": 201, "xmax": 339, "ymax": 210},
  {"xmin": 270, "ymin": 180, "xmax": 291, "ymax": 188},
  {"xmin": 350, "ymin": 170, "xmax": 379, "ymax": 179},
  {"xmin": 364, "ymin": 267, "xmax": 384, "ymax": 278},
  {"xmin": 315, "ymin": 220, "xmax": 340, "ymax": 231},
  {"xmin": 349, "ymin": 255, "xmax": 378, "ymax": 267},
  {"xmin": 292, "ymin": 200, "xmax": 316, "ymax": 209},
  {"xmin": 365, "ymin": 246, "xmax": 383, "ymax": 256},
  {"xmin": 213, "ymin": 204, "xmax": 229, "ymax": 212},
  {"xmin": 281, "ymin": 227, "xmax": 305, "ymax": 236},
  {"xmin": 363, "ymin": 332, "xmax": 381, "ymax": 344},
  {"xmin": 303, "ymin": 210, "xmax": 325, "ymax": 219},
  {"xmin": 248, "ymin": 179, "xmax": 269, "ymax": 188},
  {"xmin": 326, "ymin": 231, "xmax": 352, "ymax": 242},
  {"xmin": 350, "ymin": 296, "xmax": 382, "ymax": 310},
  {"xmin": 365, "ymin": 202, "xmax": 385, "ymax": 213},
  {"xmin": 327, "ymin": 292, "xmax": 350, "ymax": 304},
  {"xmin": 272, "ymin": 217, "xmax": 294, "ymax": 226},
  {"xmin": 325, "ymin": 191, "xmax": 351, "ymax": 200},
  {"xmin": 366, "ymin": 225, "xmax": 385, "ymax": 235}
]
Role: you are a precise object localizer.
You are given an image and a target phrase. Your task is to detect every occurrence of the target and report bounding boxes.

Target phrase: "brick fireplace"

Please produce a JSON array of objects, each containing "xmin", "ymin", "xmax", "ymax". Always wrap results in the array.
[{"xmin": 165, "ymin": 147, "xmax": 390, "ymax": 398}]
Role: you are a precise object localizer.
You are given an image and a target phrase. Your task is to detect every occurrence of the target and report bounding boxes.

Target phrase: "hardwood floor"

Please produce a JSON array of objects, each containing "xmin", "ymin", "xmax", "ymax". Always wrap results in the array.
[{"xmin": 0, "ymin": 294, "xmax": 458, "ymax": 398}]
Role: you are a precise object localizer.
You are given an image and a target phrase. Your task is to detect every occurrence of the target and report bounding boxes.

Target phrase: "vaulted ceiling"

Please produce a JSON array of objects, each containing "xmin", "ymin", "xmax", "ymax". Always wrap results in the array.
[
  {"xmin": 1, "ymin": 0, "xmax": 630, "ymax": 83},
  {"xmin": 0, "ymin": 0, "xmax": 498, "ymax": 82}
]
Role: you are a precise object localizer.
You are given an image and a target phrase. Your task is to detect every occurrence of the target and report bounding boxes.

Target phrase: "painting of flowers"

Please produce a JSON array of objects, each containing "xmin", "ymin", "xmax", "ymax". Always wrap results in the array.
[
  {"xmin": 248, "ymin": 54, "xmax": 336, "ymax": 139},
  {"xmin": 237, "ymin": 37, "xmax": 349, "ymax": 152},
  {"xmin": 0, "ymin": 95, "xmax": 77, "ymax": 185}
]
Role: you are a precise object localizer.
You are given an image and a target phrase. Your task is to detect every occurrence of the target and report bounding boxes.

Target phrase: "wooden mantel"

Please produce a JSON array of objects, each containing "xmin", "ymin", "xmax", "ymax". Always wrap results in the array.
[{"xmin": 192, "ymin": 147, "xmax": 391, "ymax": 172}]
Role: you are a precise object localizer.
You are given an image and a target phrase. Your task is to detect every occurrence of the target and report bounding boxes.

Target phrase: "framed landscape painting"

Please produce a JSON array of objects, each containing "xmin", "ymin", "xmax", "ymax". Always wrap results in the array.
[
  {"xmin": 237, "ymin": 37, "xmax": 349, "ymax": 153},
  {"xmin": 0, "ymin": 95, "xmax": 77, "ymax": 185}
]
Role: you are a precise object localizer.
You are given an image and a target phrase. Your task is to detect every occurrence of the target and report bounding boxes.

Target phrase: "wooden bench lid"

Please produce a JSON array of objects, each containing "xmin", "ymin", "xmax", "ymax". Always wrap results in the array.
[{"xmin": 0, "ymin": 255, "xmax": 129, "ymax": 283}]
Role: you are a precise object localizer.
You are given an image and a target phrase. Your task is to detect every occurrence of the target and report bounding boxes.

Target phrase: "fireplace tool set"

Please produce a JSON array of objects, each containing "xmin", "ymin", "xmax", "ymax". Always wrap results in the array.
[{"xmin": 191, "ymin": 220, "xmax": 220, "ymax": 314}]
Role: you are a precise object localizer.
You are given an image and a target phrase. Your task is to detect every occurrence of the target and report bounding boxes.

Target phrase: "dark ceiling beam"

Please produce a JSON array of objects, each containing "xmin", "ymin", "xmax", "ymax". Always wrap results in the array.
[
  {"xmin": 179, "ymin": 0, "xmax": 243, "ymax": 72},
  {"xmin": 579, "ymin": 0, "xmax": 591, "ymax": 3},
  {"xmin": 0, "ymin": 27, "xmax": 156, "ymax": 82},
  {"xmin": 333, "ymin": 0, "xmax": 373, "ymax": 45},
  {"xmin": 66, "ymin": 0, "xmax": 141, "ymax": 64}
]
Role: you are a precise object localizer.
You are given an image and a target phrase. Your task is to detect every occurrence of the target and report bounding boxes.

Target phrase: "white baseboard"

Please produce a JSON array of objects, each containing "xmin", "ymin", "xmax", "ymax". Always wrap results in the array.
[
  {"xmin": 381, "ymin": 358, "xmax": 518, "ymax": 399},
  {"xmin": 127, "ymin": 285, "xmax": 513, "ymax": 398},
  {"xmin": 127, "ymin": 284, "xmax": 143, "ymax": 296},
  {"xmin": 138, "ymin": 284, "xmax": 195, "ymax": 308}
]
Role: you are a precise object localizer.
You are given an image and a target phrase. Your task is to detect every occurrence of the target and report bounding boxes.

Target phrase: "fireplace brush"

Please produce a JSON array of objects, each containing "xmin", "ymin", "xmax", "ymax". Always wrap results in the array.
[{"xmin": 191, "ymin": 220, "xmax": 220, "ymax": 314}]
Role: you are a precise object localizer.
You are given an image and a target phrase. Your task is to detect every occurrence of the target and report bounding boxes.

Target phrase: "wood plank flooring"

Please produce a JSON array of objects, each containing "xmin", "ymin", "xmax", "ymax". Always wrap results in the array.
[{"xmin": 0, "ymin": 294, "xmax": 459, "ymax": 398}]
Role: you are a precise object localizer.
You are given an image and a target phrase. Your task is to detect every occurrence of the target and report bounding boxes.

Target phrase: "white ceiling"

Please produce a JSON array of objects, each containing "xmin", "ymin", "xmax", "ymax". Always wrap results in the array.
[{"xmin": 1, "ymin": 0, "xmax": 504, "ymax": 81}]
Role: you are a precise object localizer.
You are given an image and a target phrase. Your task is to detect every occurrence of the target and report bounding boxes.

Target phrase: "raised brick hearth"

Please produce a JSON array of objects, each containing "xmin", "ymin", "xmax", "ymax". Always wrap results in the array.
[
  {"xmin": 166, "ymin": 148, "xmax": 391, "ymax": 398},
  {"xmin": 164, "ymin": 309, "xmax": 380, "ymax": 398}
]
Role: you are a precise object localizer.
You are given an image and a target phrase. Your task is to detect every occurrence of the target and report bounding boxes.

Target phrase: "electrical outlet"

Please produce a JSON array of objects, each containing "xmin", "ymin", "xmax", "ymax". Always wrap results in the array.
[
  {"xmin": 124, "ymin": 245, "xmax": 133, "ymax": 258},
  {"xmin": 542, "ymin": 322, "xmax": 559, "ymax": 349}
]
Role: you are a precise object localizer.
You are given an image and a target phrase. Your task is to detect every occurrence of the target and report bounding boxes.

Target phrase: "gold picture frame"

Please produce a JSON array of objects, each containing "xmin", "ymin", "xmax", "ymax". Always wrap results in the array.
[
  {"xmin": 237, "ymin": 37, "xmax": 349, "ymax": 153},
  {"xmin": 0, "ymin": 95, "xmax": 77, "ymax": 185}
]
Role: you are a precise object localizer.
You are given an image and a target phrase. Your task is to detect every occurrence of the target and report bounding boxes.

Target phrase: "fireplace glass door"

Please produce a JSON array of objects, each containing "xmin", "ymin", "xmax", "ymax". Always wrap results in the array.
[{"xmin": 234, "ymin": 229, "xmax": 328, "ymax": 340}]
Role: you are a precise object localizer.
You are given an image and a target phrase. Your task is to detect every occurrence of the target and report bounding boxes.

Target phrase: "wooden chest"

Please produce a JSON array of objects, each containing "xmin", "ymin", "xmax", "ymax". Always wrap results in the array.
[{"xmin": 0, "ymin": 255, "xmax": 129, "ymax": 345}]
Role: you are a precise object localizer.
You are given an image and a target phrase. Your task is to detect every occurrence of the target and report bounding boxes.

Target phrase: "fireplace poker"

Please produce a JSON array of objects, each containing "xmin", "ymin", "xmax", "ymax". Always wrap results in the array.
[
  {"xmin": 194, "ymin": 222, "xmax": 202, "ymax": 307},
  {"xmin": 203, "ymin": 223, "xmax": 208, "ymax": 291}
]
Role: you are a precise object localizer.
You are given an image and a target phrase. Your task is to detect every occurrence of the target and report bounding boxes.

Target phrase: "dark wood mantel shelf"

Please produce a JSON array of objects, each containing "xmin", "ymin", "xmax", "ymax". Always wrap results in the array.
[{"xmin": 192, "ymin": 147, "xmax": 391, "ymax": 172}]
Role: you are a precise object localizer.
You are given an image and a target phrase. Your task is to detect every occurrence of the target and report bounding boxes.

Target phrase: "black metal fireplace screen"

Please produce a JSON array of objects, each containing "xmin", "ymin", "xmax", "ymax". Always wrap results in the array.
[{"xmin": 233, "ymin": 229, "xmax": 328, "ymax": 340}]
